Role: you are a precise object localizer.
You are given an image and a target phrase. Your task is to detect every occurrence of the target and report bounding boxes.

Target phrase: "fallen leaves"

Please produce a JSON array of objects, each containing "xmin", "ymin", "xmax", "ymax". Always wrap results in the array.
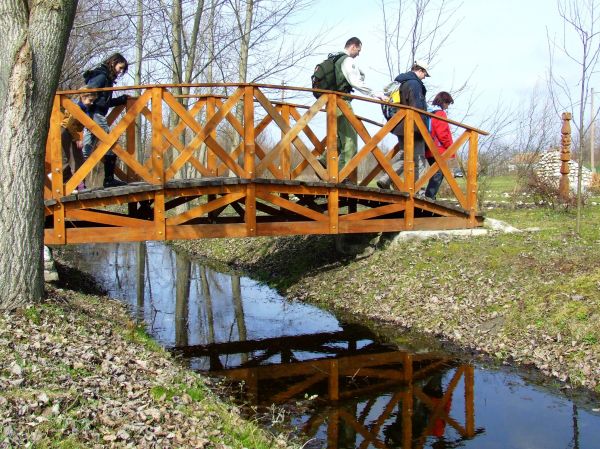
[{"xmin": 0, "ymin": 292, "xmax": 294, "ymax": 448}]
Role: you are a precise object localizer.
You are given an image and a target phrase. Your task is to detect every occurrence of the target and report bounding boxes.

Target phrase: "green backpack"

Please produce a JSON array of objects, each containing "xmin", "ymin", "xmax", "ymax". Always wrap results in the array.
[{"xmin": 311, "ymin": 53, "xmax": 348, "ymax": 99}]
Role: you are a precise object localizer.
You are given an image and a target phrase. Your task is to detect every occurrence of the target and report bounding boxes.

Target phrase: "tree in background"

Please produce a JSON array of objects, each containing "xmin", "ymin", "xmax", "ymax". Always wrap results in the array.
[
  {"xmin": 547, "ymin": 0, "xmax": 600, "ymax": 232},
  {"xmin": 378, "ymin": 0, "xmax": 463, "ymax": 79},
  {"xmin": 0, "ymin": 0, "xmax": 78, "ymax": 310}
]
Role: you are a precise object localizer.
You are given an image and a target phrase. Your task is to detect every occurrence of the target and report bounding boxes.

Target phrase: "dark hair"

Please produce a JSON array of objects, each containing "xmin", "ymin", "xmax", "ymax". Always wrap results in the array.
[
  {"xmin": 345, "ymin": 37, "xmax": 362, "ymax": 48},
  {"xmin": 102, "ymin": 53, "xmax": 129, "ymax": 80},
  {"xmin": 432, "ymin": 91, "xmax": 454, "ymax": 107}
]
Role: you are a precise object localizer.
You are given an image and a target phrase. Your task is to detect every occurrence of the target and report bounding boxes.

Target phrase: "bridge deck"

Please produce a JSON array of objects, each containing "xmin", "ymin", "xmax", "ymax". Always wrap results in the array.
[{"xmin": 44, "ymin": 177, "xmax": 483, "ymax": 244}]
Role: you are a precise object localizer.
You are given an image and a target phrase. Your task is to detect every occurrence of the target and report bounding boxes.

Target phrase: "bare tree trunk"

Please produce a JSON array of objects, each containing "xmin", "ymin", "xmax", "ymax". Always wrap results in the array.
[
  {"xmin": 135, "ymin": 0, "xmax": 144, "ymax": 162},
  {"xmin": 233, "ymin": 0, "xmax": 254, "ymax": 151},
  {"xmin": 181, "ymin": 0, "xmax": 205, "ymax": 180},
  {"xmin": 175, "ymin": 253, "xmax": 191, "ymax": 347},
  {"xmin": 0, "ymin": 0, "xmax": 77, "ymax": 310},
  {"xmin": 231, "ymin": 275, "xmax": 248, "ymax": 362}
]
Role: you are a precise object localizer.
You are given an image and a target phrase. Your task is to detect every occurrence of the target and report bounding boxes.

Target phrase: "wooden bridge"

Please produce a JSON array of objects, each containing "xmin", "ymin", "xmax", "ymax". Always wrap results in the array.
[{"xmin": 44, "ymin": 84, "xmax": 487, "ymax": 245}]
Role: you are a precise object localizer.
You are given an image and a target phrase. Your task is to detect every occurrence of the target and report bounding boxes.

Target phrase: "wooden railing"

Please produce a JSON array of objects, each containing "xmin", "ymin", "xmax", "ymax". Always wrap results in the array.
[{"xmin": 44, "ymin": 83, "xmax": 487, "ymax": 243}]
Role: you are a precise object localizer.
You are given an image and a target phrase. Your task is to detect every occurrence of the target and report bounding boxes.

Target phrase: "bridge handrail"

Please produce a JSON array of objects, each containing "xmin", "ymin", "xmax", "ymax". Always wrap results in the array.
[
  {"xmin": 46, "ymin": 83, "xmax": 485, "ymax": 228},
  {"xmin": 55, "ymin": 83, "xmax": 487, "ymax": 135}
]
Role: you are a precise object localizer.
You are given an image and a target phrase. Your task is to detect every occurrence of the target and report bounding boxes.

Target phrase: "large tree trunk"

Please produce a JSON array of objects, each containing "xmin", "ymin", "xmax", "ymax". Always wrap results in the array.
[{"xmin": 0, "ymin": 0, "xmax": 77, "ymax": 310}]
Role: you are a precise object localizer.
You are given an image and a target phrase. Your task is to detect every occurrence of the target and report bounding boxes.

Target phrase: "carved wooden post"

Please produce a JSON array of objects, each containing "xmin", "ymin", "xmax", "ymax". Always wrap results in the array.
[{"xmin": 559, "ymin": 112, "xmax": 572, "ymax": 200}]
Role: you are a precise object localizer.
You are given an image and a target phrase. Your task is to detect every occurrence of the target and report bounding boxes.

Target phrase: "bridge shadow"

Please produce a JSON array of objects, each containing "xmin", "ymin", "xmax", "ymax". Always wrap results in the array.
[{"xmin": 236, "ymin": 233, "xmax": 381, "ymax": 291}]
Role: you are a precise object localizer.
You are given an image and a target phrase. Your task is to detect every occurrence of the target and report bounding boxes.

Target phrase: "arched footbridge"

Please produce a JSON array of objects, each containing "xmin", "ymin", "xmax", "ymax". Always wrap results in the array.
[{"xmin": 44, "ymin": 84, "xmax": 487, "ymax": 245}]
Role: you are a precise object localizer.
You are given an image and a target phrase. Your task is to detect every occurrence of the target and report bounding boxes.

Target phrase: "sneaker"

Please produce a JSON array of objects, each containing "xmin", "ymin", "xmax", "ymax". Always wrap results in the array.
[{"xmin": 103, "ymin": 178, "xmax": 127, "ymax": 188}]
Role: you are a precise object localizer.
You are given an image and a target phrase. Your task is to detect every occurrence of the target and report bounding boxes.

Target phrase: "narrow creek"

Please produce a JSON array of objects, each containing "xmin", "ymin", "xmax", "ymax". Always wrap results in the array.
[{"xmin": 67, "ymin": 241, "xmax": 600, "ymax": 449}]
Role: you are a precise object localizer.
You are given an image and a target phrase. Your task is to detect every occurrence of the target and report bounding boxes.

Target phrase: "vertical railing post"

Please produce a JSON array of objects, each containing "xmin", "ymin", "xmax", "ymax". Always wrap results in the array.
[
  {"xmin": 244, "ymin": 85, "xmax": 256, "ymax": 236},
  {"xmin": 50, "ymin": 94, "xmax": 66, "ymax": 244},
  {"xmin": 329, "ymin": 95, "xmax": 340, "ymax": 183},
  {"xmin": 207, "ymin": 96, "xmax": 218, "ymax": 176},
  {"xmin": 126, "ymin": 96, "xmax": 137, "ymax": 181},
  {"xmin": 151, "ymin": 87, "xmax": 166, "ymax": 240},
  {"xmin": 280, "ymin": 103, "xmax": 291, "ymax": 179},
  {"xmin": 49, "ymin": 95, "xmax": 64, "ymax": 198},
  {"xmin": 466, "ymin": 131, "xmax": 479, "ymax": 227},
  {"xmin": 404, "ymin": 110, "xmax": 415, "ymax": 230},
  {"xmin": 327, "ymin": 94, "xmax": 339, "ymax": 234},
  {"xmin": 206, "ymin": 95, "xmax": 217, "ymax": 223},
  {"xmin": 126, "ymin": 96, "xmax": 137, "ymax": 216},
  {"xmin": 243, "ymin": 85, "xmax": 255, "ymax": 179}
]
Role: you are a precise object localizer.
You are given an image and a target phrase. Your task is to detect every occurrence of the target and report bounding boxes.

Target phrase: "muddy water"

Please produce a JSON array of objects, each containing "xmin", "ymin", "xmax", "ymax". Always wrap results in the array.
[{"xmin": 70, "ymin": 242, "xmax": 600, "ymax": 449}]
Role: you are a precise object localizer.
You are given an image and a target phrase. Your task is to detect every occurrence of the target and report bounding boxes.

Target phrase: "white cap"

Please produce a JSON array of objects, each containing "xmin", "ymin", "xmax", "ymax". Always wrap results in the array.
[{"xmin": 414, "ymin": 59, "xmax": 431, "ymax": 77}]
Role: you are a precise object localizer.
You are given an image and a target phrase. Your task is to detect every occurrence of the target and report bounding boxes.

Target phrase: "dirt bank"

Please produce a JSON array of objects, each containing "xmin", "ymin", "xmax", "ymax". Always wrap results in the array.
[{"xmin": 0, "ymin": 260, "xmax": 297, "ymax": 449}]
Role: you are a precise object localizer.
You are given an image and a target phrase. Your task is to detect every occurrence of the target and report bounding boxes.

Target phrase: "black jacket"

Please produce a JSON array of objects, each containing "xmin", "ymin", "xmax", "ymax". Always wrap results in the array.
[
  {"xmin": 83, "ymin": 64, "xmax": 128, "ymax": 116},
  {"xmin": 393, "ymin": 71, "xmax": 428, "ymax": 136}
]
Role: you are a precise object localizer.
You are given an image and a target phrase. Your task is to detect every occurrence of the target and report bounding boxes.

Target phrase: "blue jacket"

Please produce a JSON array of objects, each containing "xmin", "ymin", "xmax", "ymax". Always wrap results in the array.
[
  {"xmin": 395, "ymin": 71, "xmax": 427, "ymax": 110},
  {"xmin": 83, "ymin": 63, "xmax": 128, "ymax": 116}
]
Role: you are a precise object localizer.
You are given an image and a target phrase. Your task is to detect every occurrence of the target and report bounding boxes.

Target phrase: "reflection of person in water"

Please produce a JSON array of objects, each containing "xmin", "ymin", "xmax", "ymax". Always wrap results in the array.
[
  {"xmin": 423, "ymin": 373, "xmax": 452, "ymax": 440},
  {"xmin": 383, "ymin": 372, "xmax": 452, "ymax": 447}
]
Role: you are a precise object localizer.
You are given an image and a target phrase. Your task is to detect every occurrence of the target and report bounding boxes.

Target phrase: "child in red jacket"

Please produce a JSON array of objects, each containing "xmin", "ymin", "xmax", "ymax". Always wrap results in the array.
[{"xmin": 425, "ymin": 91, "xmax": 454, "ymax": 199}]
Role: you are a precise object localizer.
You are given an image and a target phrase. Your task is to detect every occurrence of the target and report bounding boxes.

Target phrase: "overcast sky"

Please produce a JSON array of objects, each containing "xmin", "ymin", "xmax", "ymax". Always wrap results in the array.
[{"xmin": 291, "ymin": 0, "xmax": 599, "ymax": 138}]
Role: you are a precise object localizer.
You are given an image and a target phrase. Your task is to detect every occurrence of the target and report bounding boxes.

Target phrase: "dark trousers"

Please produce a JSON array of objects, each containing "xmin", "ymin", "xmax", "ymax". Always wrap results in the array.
[{"xmin": 425, "ymin": 156, "xmax": 444, "ymax": 199}]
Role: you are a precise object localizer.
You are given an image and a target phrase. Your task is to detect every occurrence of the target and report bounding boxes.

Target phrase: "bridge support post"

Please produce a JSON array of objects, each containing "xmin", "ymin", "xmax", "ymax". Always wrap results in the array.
[
  {"xmin": 244, "ymin": 86, "xmax": 256, "ymax": 236},
  {"xmin": 404, "ymin": 111, "xmax": 415, "ymax": 230},
  {"xmin": 327, "ymin": 94, "xmax": 339, "ymax": 233},
  {"xmin": 467, "ymin": 132, "xmax": 479, "ymax": 227},
  {"xmin": 49, "ymin": 96, "xmax": 66, "ymax": 243},
  {"xmin": 151, "ymin": 87, "xmax": 166, "ymax": 240}
]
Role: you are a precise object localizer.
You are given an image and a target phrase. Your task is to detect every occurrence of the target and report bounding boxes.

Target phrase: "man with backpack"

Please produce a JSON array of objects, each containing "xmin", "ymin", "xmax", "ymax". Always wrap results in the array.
[
  {"xmin": 376, "ymin": 61, "xmax": 430, "ymax": 192},
  {"xmin": 312, "ymin": 37, "xmax": 386, "ymax": 177}
]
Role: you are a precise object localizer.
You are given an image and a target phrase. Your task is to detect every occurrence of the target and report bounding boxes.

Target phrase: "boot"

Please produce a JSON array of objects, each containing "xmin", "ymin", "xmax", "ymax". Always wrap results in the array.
[{"xmin": 103, "ymin": 154, "xmax": 127, "ymax": 188}]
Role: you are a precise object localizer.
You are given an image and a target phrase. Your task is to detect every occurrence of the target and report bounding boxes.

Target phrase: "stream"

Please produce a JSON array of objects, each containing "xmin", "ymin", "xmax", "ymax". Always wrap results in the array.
[{"xmin": 68, "ymin": 241, "xmax": 600, "ymax": 449}]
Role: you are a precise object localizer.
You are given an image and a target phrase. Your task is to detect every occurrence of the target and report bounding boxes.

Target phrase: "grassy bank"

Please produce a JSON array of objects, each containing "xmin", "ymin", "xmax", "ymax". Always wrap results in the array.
[
  {"xmin": 0, "ymin": 269, "xmax": 296, "ymax": 448},
  {"xmin": 174, "ymin": 177, "xmax": 600, "ymax": 393}
]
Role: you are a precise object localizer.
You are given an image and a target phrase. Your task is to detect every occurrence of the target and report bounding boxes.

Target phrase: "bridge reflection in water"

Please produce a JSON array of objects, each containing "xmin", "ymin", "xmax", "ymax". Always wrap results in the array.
[{"xmin": 173, "ymin": 326, "xmax": 481, "ymax": 449}]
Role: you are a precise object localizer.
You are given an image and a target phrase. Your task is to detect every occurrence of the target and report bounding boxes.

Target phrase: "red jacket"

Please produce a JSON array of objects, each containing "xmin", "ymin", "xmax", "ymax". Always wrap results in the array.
[{"xmin": 426, "ymin": 109, "xmax": 454, "ymax": 158}]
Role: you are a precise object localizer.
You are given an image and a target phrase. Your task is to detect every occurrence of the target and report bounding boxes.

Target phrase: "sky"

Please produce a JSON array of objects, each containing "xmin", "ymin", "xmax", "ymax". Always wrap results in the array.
[{"xmin": 288, "ymin": 0, "xmax": 599, "ymax": 142}]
